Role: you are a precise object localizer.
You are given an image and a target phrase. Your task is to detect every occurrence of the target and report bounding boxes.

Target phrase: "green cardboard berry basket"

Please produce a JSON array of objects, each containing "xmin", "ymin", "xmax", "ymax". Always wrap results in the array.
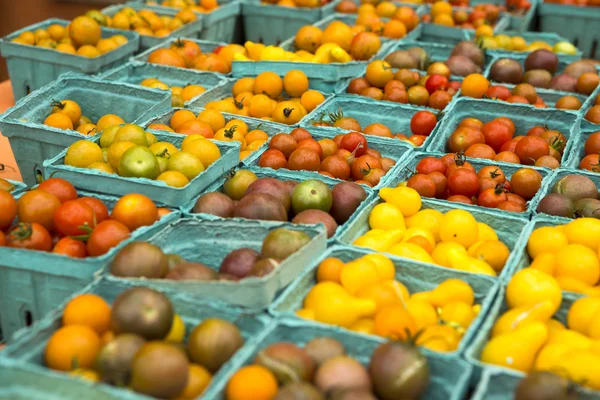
[
  {"xmin": 384, "ymin": 151, "xmax": 551, "ymax": 219},
  {"xmin": 428, "ymin": 96, "xmax": 579, "ymax": 166},
  {"xmin": 0, "ymin": 189, "xmax": 179, "ymax": 344},
  {"xmin": 101, "ymin": 3, "xmax": 204, "ymax": 50},
  {"xmin": 0, "ymin": 72, "xmax": 172, "ymax": 186},
  {"xmin": 269, "ymin": 244, "xmax": 500, "ymax": 358},
  {"xmin": 203, "ymin": 317, "xmax": 474, "ymax": 399},
  {"xmin": 181, "ymin": 166, "xmax": 377, "ymax": 244},
  {"xmin": 42, "ymin": 130, "xmax": 240, "ymax": 208},
  {"xmin": 300, "ymin": 95, "xmax": 442, "ymax": 150},
  {"xmin": 0, "ymin": 276, "xmax": 271, "ymax": 399},
  {"xmin": 98, "ymin": 61, "xmax": 228, "ymax": 107},
  {"xmin": 105, "ymin": 217, "xmax": 327, "ymax": 308},
  {"xmin": 337, "ymin": 196, "xmax": 529, "ymax": 281},
  {"xmin": 244, "ymin": 125, "xmax": 415, "ymax": 190},
  {"xmin": 0, "ymin": 19, "xmax": 140, "ymax": 101}
]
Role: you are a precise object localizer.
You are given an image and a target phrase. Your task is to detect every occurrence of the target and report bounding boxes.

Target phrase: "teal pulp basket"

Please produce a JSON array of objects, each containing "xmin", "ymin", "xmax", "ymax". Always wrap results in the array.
[
  {"xmin": 269, "ymin": 245, "xmax": 500, "ymax": 358},
  {"xmin": 101, "ymin": 3, "xmax": 204, "ymax": 50},
  {"xmin": 385, "ymin": 151, "xmax": 551, "ymax": 219},
  {"xmin": 579, "ymin": 82, "xmax": 600, "ymax": 131},
  {"xmin": 539, "ymin": 2, "xmax": 600, "ymax": 59},
  {"xmin": 182, "ymin": 166, "xmax": 377, "ymax": 244},
  {"xmin": 241, "ymin": 0, "xmax": 340, "ymax": 45},
  {"xmin": 43, "ymin": 130, "xmax": 240, "ymax": 208},
  {"xmin": 5, "ymin": 179, "xmax": 27, "ymax": 195},
  {"xmin": 429, "ymin": 97, "xmax": 580, "ymax": 165},
  {"xmin": 483, "ymin": 54, "xmax": 578, "ymax": 88},
  {"xmin": 244, "ymin": 125, "xmax": 415, "ymax": 189},
  {"xmin": 421, "ymin": 5, "xmax": 510, "ymax": 36},
  {"xmin": 106, "ymin": 218, "xmax": 327, "ymax": 308},
  {"xmin": 98, "ymin": 61, "xmax": 227, "ymax": 107},
  {"xmin": 203, "ymin": 318, "xmax": 473, "ymax": 399},
  {"xmin": 0, "ymin": 19, "xmax": 140, "ymax": 101},
  {"xmin": 0, "ymin": 72, "xmax": 172, "ymax": 187},
  {"xmin": 0, "ymin": 276, "xmax": 271, "ymax": 399},
  {"xmin": 300, "ymin": 95, "xmax": 441, "ymax": 150},
  {"xmin": 470, "ymin": 0, "xmax": 538, "ymax": 32},
  {"xmin": 564, "ymin": 127, "xmax": 600, "ymax": 169},
  {"xmin": 337, "ymin": 196, "xmax": 529, "ymax": 281},
  {"xmin": 0, "ymin": 189, "xmax": 179, "ymax": 344}
]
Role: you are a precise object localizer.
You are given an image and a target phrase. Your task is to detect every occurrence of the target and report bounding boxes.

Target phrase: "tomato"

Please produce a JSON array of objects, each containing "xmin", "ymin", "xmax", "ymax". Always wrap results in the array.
[
  {"xmin": 515, "ymin": 136, "xmax": 550, "ymax": 165},
  {"xmin": 363, "ymin": 168, "xmax": 386, "ymax": 187},
  {"xmin": 258, "ymin": 149, "xmax": 288, "ymax": 170},
  {"xmin": 340, "ymin": 132, "xmax": 369, "ymax": 157},
  {"xmin": 320, "ymin": 155, "xmax": 351, "ymax": 180},
  {"xmin": 383, "ymin": 88, "xmax": 409, "ymax": 104},
  {"xmin": 425, "ymin": 74, "xmax": 449, "ymax": 94},
  {"xmin": 384, "ymin": 80, "xmax": 407, "ymax": 93},
  {"xmin": 53, "ymin": 200, "xmax": 96, "ymax": 237},
  {"xmin": 447, "ymin": 127, "xmax": 485, "ymax": 152},
  {"xmin": 527, "ymin": 125, "xmax": 547, "ymax": 137},
  {"xmin": 409, "ymin": 135, "xmax": 427, "ymax": 146},
  {"xmin": 0, "ymin": 191, "xmax": 17, "ymax": 231},
  {"xmin": 495, "ymin": 117, "xmax": 516, "ymax": 136},
  {"xmin": 440, "ymin": 153, "xmax": 457, "ymax": 168},
  {"xmin": 506, "ymin": 95, "xmax": 529, "ymax": 104},
  {"xmin": 447, "ymin": 169, "xmax": 480, "ymax": 197},
  {"xmin": 0, "ymin": 231, "xmax": 5, "ymax": 247},
  {"xmin": 428, "ymin": 172, "xmax": 447, "ymax": 198},
  {"xmin": 17, "ymin": 190, "xmax": 61, "ymax": 231},
  {"xmin": 87, "ymin": 220, "xmax": 131, "ymax": 257},
  {"xmin": 416, "ymin": 156, "xmax": 446, "ymax": 175},
  {"xmin": 347, "ymin": 77, "xmax": 371, "ymax": 95},
  {"xmin": 465, "ymin": 143, "xmax": 496, "ymax": 160},
  {"xmin": 458, "ymin": 118, "xmax": 483, "ymax": 130},
  {"xmin": 445, "ymin": 155, "xmax": 475, "ymax": 177},
  {"xmin": 584, "ymin": 132, "xmax": 600, "ymax": 155},
  {"xmin": 364, "ymin": 148, "xmax": 381, "ymax": 159},
  {"xmin": 482, "ymin": 120, "xmax": 514, "ymax": 152},
  {"xmin": 407, "ymin": 174, "xmax": 436, "ymax": 197},
  {"xmin": 510, "ymin": 168, "xmax": 542, "ymax": 200},
  {"xmin": 499, "ymin": 137, "xmax": 524, "ymax": 153},
  {"xmin": 77, "ymin": 197, "xmax": 109, "ymax": 224},
  {"xmin": 38, "ymin": 178, "xmax": 78, "ymax": 203},
  {"xmin": 539, "ymin": 130, "xmax": 566, "ymax": 153},
  {"xmin": 447, "ymin": 195, "xmax": 474, "ymax": 205},
  {"xmin": 7, "ymin": 222, "xmax": 52, "ymax": 251},
  {"xmin": 428, "ymin": 90, "xmax": 453, "ymax": 110},
  {"xmin": 506, "ymin": 193, "xmax": 526, "ymax": 207},
  {"xmin": 52, "ymin": 237, "xmax": 87, "ymax": 258},
  {"xmin": 497, "ymin": 201, "xmax": 525, "ymax": 212},
  {"xmin": 289, "ymin": 128, "xmax": 312, "ymax": 143},
  {"xmin": 494, "ymin": 151, "xmax": 521, "ymax": 163},
  {"xmin": 410, "ymin": 111, "xmax": 437, "ymax": 136},
  {"xmin": 351, "ymin": 155, "xmax": 382, "ymax": 180},
  {"xmin": 478, "ymin": 177, "xmax": 497, "ymax": 192},
  {"xmin": 478, "ymin": 186, "xmax": 508, "ymax": 208},
  {"xmin": 297, "ymin": 139, "xmax": 324, "ymax": 159},
  {"xmin": 477, "ymin": 166, "xmax": 506, "ymax": 184},
  {"xmin": 360, "ymin": 87, "xmax": 384, "ymax": 100},
  {"xmin": 579, "ymin": 154, "xmax": 600, "ymax": 172},
  {"xmin": 485, "ymin": 85, "xmax": 511, "ymax": 101}
]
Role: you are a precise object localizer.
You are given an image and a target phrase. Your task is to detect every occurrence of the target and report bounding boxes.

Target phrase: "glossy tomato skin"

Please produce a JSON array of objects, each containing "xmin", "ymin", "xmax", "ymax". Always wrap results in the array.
[
  {"xmin": 77, "ymin": 197, "xmax": 109, "ymax": 224},
  {"xmin": 510, "ymin": 168, "xmax": 542, "ymax": 200},
  {"xmin": 479, "ymin": 177, "xmax": 498, "ymax": 192},
  {"xmin": 580, "ymin": 154, "xmax": 600, "ymax": 172},
  {"xmin": 425, "ymin": 74, "xmax": 449, "ymax": 94},
  {"xmin": 497, "ymin": 201, "xmax": 526, "ymax": 212},
  {"xmin": 477, "ymin": 166, "xmax": 506, "ymax": 183},
  {"xmin": 447, "ymin": 169, "xmax": 480, "ymax": 198},
  {"xmin": 52, "ymin": 237, "xmax": 87, "ymax": 258},
  {"xmin": 515, "ymin": 136, "xmax": 550, "ymax": 165},
  {"xmin": 428, "ymin": 172, "xmax": 448, "ymax": 198},
  {"xmin": 410, "ymin": 111, "xmax": 437, "ymax": 136},
  {"xmin": 447, "ymin": 194, "xmax": 474, "ymax": 204},
  {"xmin": 87, "ymin": 220, "xmax": 131, "ymax": 257},
  {"xmin": 340, "ymin": 132, "xmax": 369, "ymax": 157},
  {"xmin": 17, "ymin": 190, "xmax": 61, "ymax": 231},
  {"xmin": 445, "ymin": 160, "xmax": 475, "ymax": 177},
  {"xmin": 485, "ymin": 85, "xmax": 511, "ymax": 101},
  {"xmin": 416, "ymin": 156, "xmax": 446, "ymax": 174},
  {"xmin": 584, "ymin": 132, "xmax": 600, "ymax": 155},
  {"xmin": 482, "ymin": 120, "xmax": 514, "ymax": 152},
  {"xmin": 351, "ymin": 155, "xmax": 382, "ymax": 180},
  {"xmin": 407, "ymin": 174, "xmax": 436, "ymax": 197},
  {"xmin": 477, "ymin": 187, "xmax": 508, "ymax": 208},
  {"xmin": 259, "ymin": 149, "xmax": 288, "ymax": 170},
  {"xmin": 53, "ymin": 200, "xmax": 96, "ymax": 237},
  {"xmin": 448, "ymin": 127, "xmax": 485, "ymax": 152},
  {"xmin": 37, "ymin": 178, "xmax": 77, "ymax": 204},
  {"xmin": 0, "ymin": 191, "xmax": 17, "ymax": 231},
  {"xmin": 7, "ymin": 222, "xmax": 52, "ymax": 251}
]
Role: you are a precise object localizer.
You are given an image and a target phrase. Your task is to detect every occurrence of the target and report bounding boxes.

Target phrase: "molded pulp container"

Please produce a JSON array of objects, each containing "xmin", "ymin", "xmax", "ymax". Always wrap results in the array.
[
  {"xmin": 385, "ymin": 152, "xmax": 551, "ymax": 218},
  {"xmin": 410, "ymin": 22, "xmax": 471, "ymax": 46},
  {"xmin": 241, "ymin": 0, "xmax": 340, "ymax": 45},
  {"xmin": 0, "ymin": 72, "xmax": 172, "ymax": 186},
  {"xmin": 464, "ymin": 285, "xmax": 600, "ymax": 395},
  {"xmin": 245, "ymin": 125, "xmax": 415, "ymax": 189},
  {"xmin": 470, "ymin": 0, "xmax": 537, "ymax": 32},
  {"xmin": 0, "ymin": 19, "xmax": 140, "ymax": 101},
  {"xmin": 472, "ymin": 367, "xmax": 600, "ymax": 400},
  {"xmin": 539, "ymin": 2, "xmax": 600, "ymax": 59},
  {"xmin": 107, "ymin": 218, "xmax": 327, "ymax": 308},
  {"xmin": 99, "ymin": 62, "xmax": 227, "ymax": 106},
  {"xmin": 204, "ymin": 318, "xmax": 474, "ymax": 399},
  {"xmin": 337, "ymin": 196, "xmax": 529, "ymax": 281},
  {"xmin": 101, "ymin": 3, "xmax": 204, "ymax": 50},
  {"xmin": 132, "ymin": 38, "xmax": 228, "ymax": 76},
  {"xmin": 466, "ymin": 30, "xmax": 583, "ymax": 63},
  {"xmin": 564, "ymin": 127, "xmax": 600, "ymax": 169},
  {"xmin": 141, "ymin": 0, "xmax": 242, "ymax": 42},
  {"xmin": 483, "ymin": 54, "xmax": 575, "ymax": 85},
  {"xmin": 43, "ymin": 130, "xmax": 240, "ymax": 208},
  {"xmin": 0, "ymin": 276, "xmax": 270, "ymax": 399},
  {"xmin": 269, "ymin": 245, "xmax": 500, "ymax": 357},
  {"xmin": 301, "ymin": 95, "xmax": 442, "ymax": 150},
  {"xmin": 182, "ymin": 166, "xmax": 377, "ymax": 244},
  {"xmin": 0, "ymin": 190, "xmax": 179, "ymax": 344},
  {"xmin": 6, "ymin": 179, "xmax": 27, "ymax": 195},
  {"xmin": 429, "ymin": 97, "xmax": 579, "ymax": 165}
]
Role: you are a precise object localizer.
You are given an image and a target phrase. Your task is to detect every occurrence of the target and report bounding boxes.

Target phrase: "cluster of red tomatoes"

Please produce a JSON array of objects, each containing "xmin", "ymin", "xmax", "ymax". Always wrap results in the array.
[
  {"xmin": 407, "ymin": 154, "xmax": 543, "ymax": 212},
  {"xmin": 579, "ymin": 132, "xmax": 600, "ymax": 172},
  {"xmin": 447, "ymin": 116, "xmax": 566, "ymax": 169},
  {"xmin": 258, "ymin": 127, "xmax": 397, "ymax": 187},
  {"xmin": 0, "ymin": 178, "xmax": 168, "ymax": 257},
  {"xmin": 483, "ymin": 83, "xmax": 582, "ymax": 111}
]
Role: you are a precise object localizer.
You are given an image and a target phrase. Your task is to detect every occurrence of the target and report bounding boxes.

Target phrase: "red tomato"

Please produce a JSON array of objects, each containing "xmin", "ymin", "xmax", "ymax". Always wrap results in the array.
[
  {"xmin": 53, "ymin": 200, "xmax": 96, "ymax": 237},
  {"xmin": 482, "ymin": 120, "xmax": 514, "ymax": 152},
  {"xmin": 37, "ymin": 178, "xmax": 78, "ymax": 204},
  {"xmin": 52, "ymin": 237, "xmax": 87, "ymax": 258},
  {"xmin": 351, "ymin": 155, "xmax": 382, "ymax": 181},
  {"xmin": 416, "ymin": 156, "xmax": 446, "ymax": 174},
  {"xmin": 485, "ymin": 85, "xmax": 511, "ymax": 101},
  {"xmin": 409, "ymin": 135, "xmax": 427, "ymax": 146},
  {"xmin": 7, "ymin": 222, "xmax": 52, "ymax": 251},
  {"xmin": 584, "ymin": 132, "xmax": 600, "ymax": 155},
  {"xmin": 510, "ymin": 168, "xmax": 542, "ymax": 200},
  {"xmin": 479, "ymin": 177, "xmax": 499, "ymax": 192},
  {"xmin": 448, "ymin": 127, "xmax": 485, "ymax": 152},
  {"xmin": 77, "ymin": 197, "xmax": 109, "ymax": 224},
  {"xmin": 410, "ymin": 110, "xmax": 437, "ymax": 136},
  {"xmin": 425, "ymin": 74, "xmax": 449, "ymax": 94},
  {"xmin": 447, "ymin": 195, "xmax": 474, "ymax": 204},
  {"xmin": 407, "ymin": 174, "xmax": 436, "ymax": 197},
  {"xmin": 527, "ymin": 125, "xmax": 547, "ymax": 137},
  {"xmin": 428, "ymin": 172, "xmax": 447, "ymax": 198},
  {"xmin": 580, "ymin": 154, "xmax": 600, "ymax": 172},
  {"xmin": 515, "ymin": 136, "xmax": 550, "ymax": 165},
  {"xmin": 499, "ymin": 137, "xmax": 524, "ymax": 153},
  {"xmin": 447, "ymin": 169, "xmax": 480, "ymax": 197},
  {"xmin": 340, "ymin": 131, "xmax": 369, "ymax": 157},
  {"xmin": 478, "ymin": 187, "xmax": 508, "ymax": 208},
  {"xmin": 477, "ymin": 166, "xmax": 506, "ymax": 183},
  {"xmin": 497, "ymin": 201, "xmax": 526, "ymax": 212},
  {"xmin": 87, "ymin": 220, "xmax": 131, "ymax": 257},
  {"xmin": 506, "ymin": 193, "xmax": 527, "ymax": 207}
]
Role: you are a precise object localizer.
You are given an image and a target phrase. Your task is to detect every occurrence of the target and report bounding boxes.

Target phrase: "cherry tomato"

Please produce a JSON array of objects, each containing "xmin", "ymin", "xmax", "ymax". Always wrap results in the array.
[
  {"xmin": 465, "ymin": 143, "xmax": 496, "ymax": 160},
  {"xmin": 482, "ymin": 120, "xmax": 514, "ymax": 152},
  {"xmin": 428, "ymin": 172, "xmax": 447, "ymax": 198},
  {"xmin": 506, "ymin": 193, "xmax": 527, "ymax": 207},
  {"xmin": 497, "ymin": 201, "xmax": 526, "ymax": 212},
  {"xmin": 340, "ymin": 131, "xmax": 369, "ymax": 157},
  {"xmin": 0, "ymin": 191, "xmax": 17, "ymax": 231},
  {"xmin": 448, "ymin": 127, "xmax": 485, "ymax": 152},
  {"xmin": 52, "ymin": 237, "xmax": 87, "ymax": 258},
  {"xmin": 478, "ymin": 186, "xmax": 508, "ymax": 208},
  {"xmin": 37, "ymin": 178, "xmax": 77, "ymax": 204},
  {"xmin": 584, "ymin": 132, "xmax": 600, "ymax": 155},
  {"xmin": 580, "ymin": 154, "xmax": 600, "ymax": 172},
  {"xmin": 407, "ymin": 174, "xmax": 436, "ymax": 197},
  {"xmin": 7, "ymin": 222, "xmax": 52, "ymax": 251},
  {"xmin": 53, "ymin": 200, "xmax": 96, "ymax": 237},
  {"xmin": 351, "ymin": 155, "xmax": 382, "ymax": 181},
  {"xmin": 87, "ymin": 220, "xmax": 131, "ymax": 257},
  {"xmin": 78, "ymin": 197, "xmax": 109, "ymax": 224},
  {"xmin": 479, "ymin": 177, "xmax": 498, "ymax": 192},
  {"xmin": 447, "ymin": 195, "xmax": 474, "ymax": 204},
  {"xmin": 416, "ymin": 156, "xmax": 446, "ymax": 174},
  {"xmin": 447, "ymin": 168, "xmax": 480, "ymax": 197},
  {"xmin": 410, "ymin": 110, "xmax": 437, "ymax": 136},
  {"xmin": 510, "ymin": 168, "xmax": 542, "ymax": 200},
  {"xmin": 477, "ymin": 166, "xmax": 506, "ymax": 183},
  {"xmin": 363, "ymin": 168, "xmax": 386, "ymax": 187},
  {"xmin": 425, "ymin": 74, "xmax": 449, "ymax": 94},
  {"xmin": 515, "ymin": 136, "xmax": 550, "ymax": 165},
  {"xmin": 485, "ymin": 85, "xmax": 511, "ymax": 101}
]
